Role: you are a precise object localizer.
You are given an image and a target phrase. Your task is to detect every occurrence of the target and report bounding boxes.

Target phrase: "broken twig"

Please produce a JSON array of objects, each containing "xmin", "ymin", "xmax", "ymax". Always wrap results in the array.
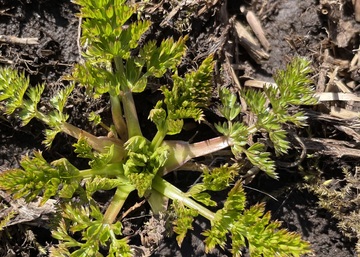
[{"xmin": 0, "ymin": 35, "xmax": 39, "ymax": 45}]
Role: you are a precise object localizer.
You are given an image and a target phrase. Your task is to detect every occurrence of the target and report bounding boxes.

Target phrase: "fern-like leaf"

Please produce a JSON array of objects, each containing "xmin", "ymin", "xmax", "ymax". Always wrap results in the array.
[
  {"xmin": 52, "ymin": 202, "xmax": 132, "ymax": 257},
  {"xmin": 204, "ymin": 181, "xmax": 312, "ymax": 256},
  {"xmin": 172, "ymin": 201, "xmax": 199, "ymax": 246},
  {"xmin": 0, "ymin": 152, "xmax": 80, "ymax": 204},
  {"xmin": 0, "ymin": 67, "xmax": 29, "ymax": 115},
  {"xmin": 144, "ymin": 36, "xmax": 188, "ymax": 78}
]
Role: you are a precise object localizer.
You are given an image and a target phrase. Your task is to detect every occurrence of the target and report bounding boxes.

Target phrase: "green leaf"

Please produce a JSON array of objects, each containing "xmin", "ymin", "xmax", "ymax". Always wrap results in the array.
[
  {"xmin": 125, "ymin": 58, "xmax": 143, "ymax": 91},
  {"xmin": 77, "ymin": 0, "xmax": 139, "ymax": 60},
  {"xmin": 244, "ymin": 143, "xmax": 277, "ymax": 179},
  {"xmin": 218, "ymin": 87, "xmax": 241, "ymax": 121},
  {"xmin": 0, "ymin": 152, "xmax": 80, "ymax": 204},
  {"xmin": 242, "ymin": 88, "xmax": 268, "ymax": 116},
  {"xmin": 262, "ymin": 57, "xmax": 317, "ymax": 128},
  {"xmin": 231, "ymin": 204, "xmax": 312, "ymax": 257},
  {"xmin": 19, "ymin": 83, "xmax": 45, "ymax": 126},
  {"xmin": 204, "ymin": 182, "xmax": 311, "ymax": 256},
  {"xmin": 73, "ymin": 136, "xmax": 115, "ymax": 169},
  {"xmin": 192, "ymin": 192, "xmax": 217, "ymax": 207},
  {"xmin": 52, "ymin": 158, "xmax": 82, "ymax": 199},
  {"xmin": 148, "ymin": 102, "xmax": 167, "ymax": 130},
  {"xmin": 172, "ymin": 201, "xmax": 199, "ymax": 246},
  {"xmin": 203, "ymin": 224, "xmax": 228, "ymax": 252},
  {"xmin": 144, "ymin": 36, "xmax": 188, "ymax": 77},
  {"xmin": 166, "ymin": 119, "xmax": 184, "ymax": 135},
  {"xmin": 123, "ymin": 136, "xmax": 170, "ymax": 196},
  {"xmin": 43, "ymin": 115, "xmax": 68, "ymax": 148},
  {"xmin": 186, "ymin": 184, "xmax": 217, "ymax": 207},
  {"xmin": 53, "ymin": 200, "xmax": 133, "ymax": 256},
  {"xmin": 203, "ymin": 181, "xmax": 246, "ymax": 252},
  {"xmin": 151, "ymin": 55, "xmax": 214, "ymax": 136},
  {"xmin": 50, "ymin": 83, "xmax": 75, "ymax": 113},
  {"xmin": 85, "ymin": 176, "xmax": 130, "ymax": 198},
  {"xmin": 108, "ymin": 237, "xmax": 132, "ymax": 257},
  {"xmin": 274, "ymin": 57, "xmax": 317, "ymax": 106},
  {"xmin": 163, "ymin": 55, "xmax": 214, "ymax": 120},
  {"xmin": 52, "ymin": 219, "xmax": 82, "ymax": 248},
  {"xmin": 71, "ymin": 61, "xmax": 116, "ymax": 97},
  {"xmin": 269, "ymin": 129, "xmax": 290, "ymax": 156},
  {"xmin": 42, "ymin": 128, "xmax": 60, "ymax": 148},
  {"xmin": 202, "ymin": 164, "xmax": 239, "ymax": 191},
  {"xmin": 88, "ymin": 111, "xmax": 102, "ymax": 125},
  {"xmin": 223, "ymin": 181, "xmax": 247, "ymax": 215},
  {"xmin": 116, "ymin": 20, "xmax": 152, "ymax": 58},
  {"xmin": 131, "ymin": 75, "xmax": 148, "ymax": 93},
  {"xmin": 0, "ymin": 67, "xmax": 29, "ymax": 115},
  {"xmin": 73, "ymin": 136, "xmax": 95, "ymax": 159}
]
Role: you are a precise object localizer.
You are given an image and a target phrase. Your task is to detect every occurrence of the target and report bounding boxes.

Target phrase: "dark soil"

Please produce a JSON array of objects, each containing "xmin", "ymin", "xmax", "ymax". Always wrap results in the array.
[{"xmin": 0, "ymin": 0, "xmax": 359, "ymax": 256}]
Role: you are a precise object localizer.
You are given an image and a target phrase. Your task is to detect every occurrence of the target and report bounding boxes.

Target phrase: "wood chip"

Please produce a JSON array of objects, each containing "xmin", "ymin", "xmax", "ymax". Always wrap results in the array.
[
  {"xmin": 302, "ymin": 137, "xmax": 360, "ymax": 158},
  {"xmin": 334, "ymin": 125, "xmax": 360, "ymax": 142},
  {"xmin": 315, "ymin": 92, "xmax": 360, "ymax": 102},
  {"xmin": 243, "ymin": 9, "xmax": 271, "ymax": 51},
  {"xmin": 329, "ymin": 106, "xmax": 360, "ymax": 119},
  {"xmin": 0, "ymin": 194, "xmax": 56, "ymax": 228},
  {"xmin": 244, "ymin": 79, "xmax": 276, "ymax": 89}
]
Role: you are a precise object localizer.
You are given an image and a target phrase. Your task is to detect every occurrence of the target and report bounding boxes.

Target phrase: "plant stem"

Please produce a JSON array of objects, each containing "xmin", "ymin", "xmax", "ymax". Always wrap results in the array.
[
  {"xmin": 61, "ymin": 122, "xmax": 126, "ymax": 162},
  {"xmin": 121, "ymin": 90, "xmax": 143, "ymax": 138},
  {"xmin": 152, "ymin": 175, "xmax": 215, "ymax": 221},
  {"xmin": 103, "ymin": 184, "xmax": 135, "ymax": 224},
  {"xmin": 110, "ymin": 94, "xmax": 128, "ymax": 141},
  {"xmin": 114, "ymin": 56, "xmax": 142, "ymax": 138},
  {"xmin": 151, "ymin": 128, "xmax": 167, "ymax": 150},
  {"xmin": 162, "ymin": 136, "xmax": 232, "ymax": 174}
]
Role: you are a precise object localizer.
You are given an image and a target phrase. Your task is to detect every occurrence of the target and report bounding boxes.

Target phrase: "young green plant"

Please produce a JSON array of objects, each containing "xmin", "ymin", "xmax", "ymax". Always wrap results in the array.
[{"xmin": 0, "ymin": 0, "xmax": 317, "ymax": 256}]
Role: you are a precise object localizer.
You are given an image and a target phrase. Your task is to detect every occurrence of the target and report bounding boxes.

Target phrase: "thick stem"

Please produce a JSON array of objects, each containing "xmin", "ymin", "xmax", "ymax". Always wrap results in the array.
[
  {"xmin": 114, "ymin": 56, "xmax": 142, "ymax": 138},
  {"xmin": 61, "ymin": 122, "xmax": 98, "ymax": 142},
  {"xmin": 162, "ymin": 136, "xmax": 232, "ymax": 174},
  {"xmin": 121, "ymin": 90, "xmax": 142, "ymax": 138},
  {"xmin": 103, "ymin": 184, "xmax": 135, "ymax": 224},
  {"xmin": 110, "ymin": 94, "xmax": 128, "ymax": 141},
  {"xmin": 152, "ymin": 175, "xmax": 215, "ymax": 221}
]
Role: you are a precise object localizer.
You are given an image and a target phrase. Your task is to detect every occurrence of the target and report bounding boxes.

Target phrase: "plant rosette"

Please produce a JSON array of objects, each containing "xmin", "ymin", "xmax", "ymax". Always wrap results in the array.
[{"xmin": 0, "ymin": 0, "xmax": 318, "ymax": 256}]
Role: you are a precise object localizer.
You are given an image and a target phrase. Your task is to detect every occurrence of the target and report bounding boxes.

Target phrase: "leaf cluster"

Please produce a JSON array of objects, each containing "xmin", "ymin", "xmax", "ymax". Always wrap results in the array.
[
  {"xmin": 215, "ymin": 57, "xmax": 317, "ymax": 178},
  {"xmin": 215, "ymin": 88, "xmax": 277, "ymax": 178},
  {"xmin": 171, "ymin": 201, "xmax": 199, "ymax": 246},
  {"xmin": 123, "ymin": 136, "xmax": 169, "ymax": 196},
  {"xmin": 150, "ymin": 55, "xmax": 214, "ymax": 136},
  {"xmin": 74, "ymin": 136, "xmax": 115, "ymax": 169},
  {"xmin": 72, "ymin": 0, "xmax": 188, "ymax": 97},
  {"xmin": 242, "ymin": 58, "xmax": 317, "ymax": 152},
  {"xmin": 73, "ymin": 0, "xmax": 146, "ymax": 60},
  {"xmin": 0, "ymin": 66, "xmax": 75, "ymax": 147},
  {"xmin": 51, "ymin": 202, "xmax": 132, "ymax": 257},
  {"xmin": 186, "ymin": 163, "xmax": 239, "ymax": 207},
  {"xmin": 0, "ymin": 152, "xmax": 80, "ymax": 205},
  {"xmin": 203, "ymin": 181, "xmax": 311, "ymax": 256}
]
